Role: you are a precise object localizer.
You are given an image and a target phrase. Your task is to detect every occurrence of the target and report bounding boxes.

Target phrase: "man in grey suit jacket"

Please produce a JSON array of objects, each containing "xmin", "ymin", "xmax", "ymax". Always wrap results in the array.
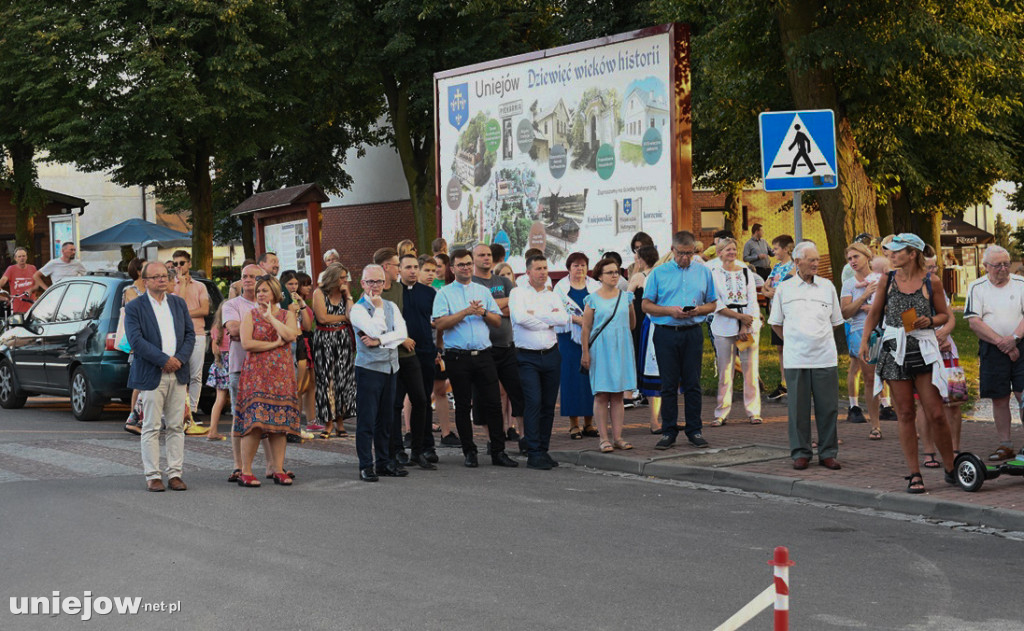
[{"xmin": 125, "ymin": 262, "xmax": 196, "ymax": 492}]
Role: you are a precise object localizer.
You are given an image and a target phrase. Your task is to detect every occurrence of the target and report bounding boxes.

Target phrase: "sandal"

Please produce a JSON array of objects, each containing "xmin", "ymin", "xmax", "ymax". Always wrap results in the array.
[
  {"xmin": 237, "ymin": 474, "xmax": 261, "ymax": 488},
  {"xmin": 266, "ymin": 471, "xmax": 296, "ymax": 480},
  {"xmin": 905, "ymin": 472, "xmax": 925, "ymax": 494},
  {"xmin": 227, "ymin": 469, "xmax": 242, "ymax": 483},
  {"xmin": 207, "ymin": 435, "xmax": 226, "ymax": 442},
  {"xmin": 709, "ymin": 418, "xmax": 725, "ymax": 427},
  {"xmin": 868, "ymin": 428, "xmax": 882, "ymax": 440},
  {"xmin": 581, "ymin": 426, "xmax": 600, "ymax": 438},
  {"xmin": 944, "ymin": 468, "xmax": 956, "ymax": 485},
  {"xmin": 613, "ymin": 439, "xmax": 633, "ymax": 450},
  {"xmin": 922, "ymin": 453, "xmax": 941, "ymax": 469},
  {"xmin": 317, "ymin": 431, "xmax": 332, "ymax": 440},
  {"xmin": 271, "ymin": 472, "xmax": 293, "ymax": 486},
  {"xmin": 599, "ymin": 440, "xmax": 613, "ymax": 453},
  {"xmin": 748, "ymin": 417, "xmax": 762, "ymax": 425},
  {"xmin": 569, "ymin": 428, "xmax": 583, "ymax": 440},
  {"xmin": 335, "ymin": 427, "xmax": 349, "ymax": 438}
]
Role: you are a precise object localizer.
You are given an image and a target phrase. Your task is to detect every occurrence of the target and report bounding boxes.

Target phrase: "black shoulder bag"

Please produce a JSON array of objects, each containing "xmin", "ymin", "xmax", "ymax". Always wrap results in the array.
[{"xmin": 579, "ymin": 291, "xmax": 623, "ymax": 376}]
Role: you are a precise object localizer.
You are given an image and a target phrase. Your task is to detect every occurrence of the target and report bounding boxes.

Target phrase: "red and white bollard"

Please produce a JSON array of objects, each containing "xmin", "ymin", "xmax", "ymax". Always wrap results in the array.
[{"xmin": 769, "ymin": 546, "xmax": 795, "ymax": 631}]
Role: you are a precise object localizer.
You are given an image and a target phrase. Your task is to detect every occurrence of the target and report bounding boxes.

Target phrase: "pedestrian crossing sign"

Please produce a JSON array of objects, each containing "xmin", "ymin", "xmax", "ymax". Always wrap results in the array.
[{"xmin": 758, "ymin": 110, "xmax": 838, "ymax": 192}]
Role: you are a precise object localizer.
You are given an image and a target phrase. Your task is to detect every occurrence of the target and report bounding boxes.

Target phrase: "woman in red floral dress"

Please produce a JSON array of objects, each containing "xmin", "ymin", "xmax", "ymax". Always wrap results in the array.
[{"xmin": 235, "ymin": 276, "xmax": 301, "ymax": 487}]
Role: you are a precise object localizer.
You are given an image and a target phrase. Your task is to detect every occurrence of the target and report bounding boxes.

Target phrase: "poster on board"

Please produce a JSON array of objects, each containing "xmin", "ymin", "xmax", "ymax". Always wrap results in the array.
[
  {"xmin": 48, "ymin": 215, "xmax": 78, "ymax": 260},
  {"xmin": 435, "ymin": 26, "xmax": 687, "ymax": 273},
  {"xmin": 264, "ymin": 219, "xmax": 312, "ymax": 275}
]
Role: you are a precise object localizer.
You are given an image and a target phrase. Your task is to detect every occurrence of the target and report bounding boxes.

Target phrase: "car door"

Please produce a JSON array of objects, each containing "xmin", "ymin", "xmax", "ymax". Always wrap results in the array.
[
  {"xmin": 42, "ymin": 282, "xmax": 95, "ymax": 389},
  {"xmin": 13, "ymin": 285, "xmax": 65, "ymax": 388}
]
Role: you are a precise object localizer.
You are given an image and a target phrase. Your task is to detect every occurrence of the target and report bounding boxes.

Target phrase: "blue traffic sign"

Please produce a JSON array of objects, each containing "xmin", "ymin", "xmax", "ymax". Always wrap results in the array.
[{"xmin": 759, "ymin": 110, "xmax": 838, "ymax": 192}]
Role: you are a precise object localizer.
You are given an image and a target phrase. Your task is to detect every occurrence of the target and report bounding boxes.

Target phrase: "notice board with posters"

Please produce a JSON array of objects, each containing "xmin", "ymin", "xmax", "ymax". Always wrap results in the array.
[
  {"xmin": 434, "ymin": 24, "xmax": 691, "ymax": 273},
  {"xmin": 263, "ymin": 219, "xmax": 312, "ymax": 275}
]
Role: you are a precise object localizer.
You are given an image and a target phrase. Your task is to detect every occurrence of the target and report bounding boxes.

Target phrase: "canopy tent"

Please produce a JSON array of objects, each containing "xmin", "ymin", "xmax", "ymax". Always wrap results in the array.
[
  {"xmin": 79, "ymin": 218, "xmax": 191, "ymax": 251},
  {"xmin": 940, "ymin": 216, "xmax": 994, "ymax": 247}
]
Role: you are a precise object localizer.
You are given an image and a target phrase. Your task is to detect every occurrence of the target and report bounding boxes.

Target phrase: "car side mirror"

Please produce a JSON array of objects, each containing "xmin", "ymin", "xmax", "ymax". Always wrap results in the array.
[{"xmin": 7, "ymin": 314, "xmax": 23, "ymax": 327}]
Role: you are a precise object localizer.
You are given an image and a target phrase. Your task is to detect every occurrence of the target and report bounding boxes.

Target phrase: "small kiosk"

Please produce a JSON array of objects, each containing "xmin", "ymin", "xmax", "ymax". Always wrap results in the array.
[{"xmin": 231, "ymin": 184, "xmax": 329, "ymax": 280}]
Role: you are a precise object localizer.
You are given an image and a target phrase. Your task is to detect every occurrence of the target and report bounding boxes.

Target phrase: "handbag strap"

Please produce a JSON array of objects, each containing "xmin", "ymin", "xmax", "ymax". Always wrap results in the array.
[{"xmin": 589, "ymin": 291, "xmax": 622, "ymax": 346}]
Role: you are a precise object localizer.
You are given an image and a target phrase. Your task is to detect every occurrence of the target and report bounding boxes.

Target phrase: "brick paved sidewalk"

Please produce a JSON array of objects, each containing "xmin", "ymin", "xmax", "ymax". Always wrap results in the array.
[{"xmin": 543, "ymin": 395, "xmax": 1024, "ymax": 527}]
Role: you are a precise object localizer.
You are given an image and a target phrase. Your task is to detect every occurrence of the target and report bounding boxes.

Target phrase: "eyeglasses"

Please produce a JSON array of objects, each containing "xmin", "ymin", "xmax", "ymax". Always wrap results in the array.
[
  {"xmin": 145, "ymin": 274, "xmax": 169, "ymax": 280},
  {"xmin": 987, "ymin": 262, "xmax": 1011, "ymax": 270},
  {"xmin": 602, "ymin": 270, "xmax": 621, "ymax": 276},
  {"xmin": 257, "ymin": 274, "xmax": 274, "ymax": 282},
  {"xmin": 363, "ymin": 279, "xmax": 385, "ymax": 285},
  {"xmin": 454, "ymin": 262, "xmax": 473, "ymax": 268},
  {"xmin": 174, "ymin": 261, "xmax": 188, "ymax": 267}
]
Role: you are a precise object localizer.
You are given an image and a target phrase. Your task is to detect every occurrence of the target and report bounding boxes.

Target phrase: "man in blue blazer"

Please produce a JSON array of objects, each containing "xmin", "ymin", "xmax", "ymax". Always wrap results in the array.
[{"xmin": 125, "ymin": 262, "xmax": 196, "ymax": 492}]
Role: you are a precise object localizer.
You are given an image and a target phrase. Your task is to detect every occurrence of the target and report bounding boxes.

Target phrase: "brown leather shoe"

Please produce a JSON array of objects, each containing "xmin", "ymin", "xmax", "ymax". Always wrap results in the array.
[
  {"xmin": 792, "ymin": 457, "xmax": 809, "ymax": 470},
  {"xmin": 167, "ymin": 477, "xmax": 187, "ymax": 491},
  {"xmin": 147, "ymin": 479, "xmax": 165, "ymax": 492},
  {"xmin": 820, "ymin": 457, "xmax": 842, "ymax": 470}
]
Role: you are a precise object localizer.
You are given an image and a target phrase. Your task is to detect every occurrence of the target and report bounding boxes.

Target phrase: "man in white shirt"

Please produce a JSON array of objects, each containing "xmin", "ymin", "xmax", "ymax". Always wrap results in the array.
[
  {"xmin": 34, "ymin": 242, "xmax": 86, "ymax": 289},
  {"xmin": 350, "ymin": 264, "xmax": 410, "ymax": 481},
  {"xmin": 768, "ymin": 242, "xmax": 845, "ymax": 471},
  {"xmin": 123, "ymin": 262, "xmax": 195, "ymax": 491},
  {"xmin": 964, "ymin": 245, "xmax": 1024, "ymax": 461},
  {"xmin": 509, "ymin": 254, "xmax": 570, "ymax": 470}
]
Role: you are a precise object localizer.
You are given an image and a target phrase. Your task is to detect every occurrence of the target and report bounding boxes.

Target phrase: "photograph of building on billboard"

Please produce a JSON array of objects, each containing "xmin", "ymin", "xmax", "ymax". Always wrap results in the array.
[{"xmin": 436, "ymin": 24, "xmax": 690, "ymax": 272}]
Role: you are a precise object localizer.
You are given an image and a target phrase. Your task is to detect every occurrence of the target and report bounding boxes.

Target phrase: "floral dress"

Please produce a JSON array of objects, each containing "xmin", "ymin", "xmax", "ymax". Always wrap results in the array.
[{"xmin": 234, "ymin": 308, "xmax": 301, "ymax": 436}]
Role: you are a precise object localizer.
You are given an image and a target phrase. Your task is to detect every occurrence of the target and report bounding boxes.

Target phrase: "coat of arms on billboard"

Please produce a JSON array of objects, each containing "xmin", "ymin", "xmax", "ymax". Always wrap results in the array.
[{"xmin": 448, "ymin": 84, "xmax": 469, "ymax": 130}]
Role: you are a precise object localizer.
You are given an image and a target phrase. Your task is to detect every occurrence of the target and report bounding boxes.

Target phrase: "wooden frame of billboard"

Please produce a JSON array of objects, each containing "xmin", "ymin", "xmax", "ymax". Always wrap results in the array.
[{"xmin": 432, "ymin": 22, "xmax": 693, "ymax": 245}]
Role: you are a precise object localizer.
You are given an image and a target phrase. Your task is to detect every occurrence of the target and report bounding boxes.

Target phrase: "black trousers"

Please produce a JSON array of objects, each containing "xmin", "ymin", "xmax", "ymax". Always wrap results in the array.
[
  {"xmin": 415, "ymin": 351, "xmax": 437, "ymax": 450},
  {"xmin": 446, "ymin": 349, "xmax": 505, "ymax": 455},
  {"xmin": 472, "ymin": 345, "xmax": 525, "ymax": 419},
  {"xmin": 392, "ymin": 354, "xmax": 429, "ymax": 456},
  {"xmin": 518, "ymin": 346, "xmax": 561, "ymax": 456}
]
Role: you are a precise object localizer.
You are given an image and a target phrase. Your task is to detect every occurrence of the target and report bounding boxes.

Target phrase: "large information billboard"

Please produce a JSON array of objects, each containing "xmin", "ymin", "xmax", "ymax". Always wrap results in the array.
[{"xmin": 434, "ymin": 24, "xmax": 691, "ymax": 272}]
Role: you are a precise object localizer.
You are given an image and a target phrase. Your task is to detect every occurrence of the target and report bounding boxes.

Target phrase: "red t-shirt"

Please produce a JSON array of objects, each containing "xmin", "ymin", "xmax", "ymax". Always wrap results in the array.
[{"xmin": 2, "ymin": 265, "xmax": 37, "ymax": 313}]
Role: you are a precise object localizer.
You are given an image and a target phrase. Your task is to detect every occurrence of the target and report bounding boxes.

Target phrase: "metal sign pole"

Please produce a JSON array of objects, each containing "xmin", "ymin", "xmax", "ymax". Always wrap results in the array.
[{"xmin": 793, "ymin": 190, "xmax": 803, "ymax": 243}]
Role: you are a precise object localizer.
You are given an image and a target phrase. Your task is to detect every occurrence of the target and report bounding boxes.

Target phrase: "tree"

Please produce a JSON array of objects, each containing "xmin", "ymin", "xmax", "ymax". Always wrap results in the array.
[
  {"xmin": 30, "ymin": 0, "xmax": 378, "ymax": 276},
  {"xmin": 652, "ymin": 0, "xmax": 1024, "ymax": 287},
  {"xmin": 994, "ymin": 215, "xmax": 1016, "ymax": 254},
  {"xmin": 332, "ymin": 0, "xmax": 561, "ymax": 253}
]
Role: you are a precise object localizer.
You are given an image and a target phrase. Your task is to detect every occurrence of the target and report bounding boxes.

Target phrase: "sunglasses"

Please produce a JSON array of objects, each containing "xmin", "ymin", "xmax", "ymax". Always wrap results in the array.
[{"xmin": 174, "ymin": 261, "xmax": 189, "ymax": 267}]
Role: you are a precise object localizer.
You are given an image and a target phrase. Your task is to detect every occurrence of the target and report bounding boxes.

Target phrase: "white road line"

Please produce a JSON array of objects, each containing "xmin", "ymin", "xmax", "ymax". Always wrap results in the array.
[{"xmin": 0, "ymin": 443, "xmax": 137, "ymax": 477}]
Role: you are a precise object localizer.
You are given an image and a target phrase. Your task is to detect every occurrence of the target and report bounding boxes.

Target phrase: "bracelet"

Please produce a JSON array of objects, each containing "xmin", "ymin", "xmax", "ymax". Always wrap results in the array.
[{"xmin": 928, "ymin": 316, "xmax": 934, "ymax": 328}]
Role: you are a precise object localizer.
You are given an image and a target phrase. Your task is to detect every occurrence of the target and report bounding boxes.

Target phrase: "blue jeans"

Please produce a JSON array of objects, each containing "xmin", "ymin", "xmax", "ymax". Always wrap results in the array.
[
  {"xmin": 653, "ymin": 324, "xmax": 705, "ymax": 438},
  {"xmin": 517, "ymin": 347, "xmax": 561, "ymax": 456},
  {"xmin": 355, "ymin": 367, "xmax": 396, "ymax": 470}
]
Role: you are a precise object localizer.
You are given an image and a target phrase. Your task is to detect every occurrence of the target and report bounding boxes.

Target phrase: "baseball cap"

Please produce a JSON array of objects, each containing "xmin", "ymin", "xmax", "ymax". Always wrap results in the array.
[{"xmin": 883, "ymin": 233, "xmax": 925, "ymax": 252}]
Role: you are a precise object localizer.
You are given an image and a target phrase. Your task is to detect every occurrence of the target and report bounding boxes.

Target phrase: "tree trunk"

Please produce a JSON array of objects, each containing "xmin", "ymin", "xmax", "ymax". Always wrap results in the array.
[
  {"xmin": 722, "ymin": 181, "xmax": 742, "ymax": 235},
  {"xmin": 922, "ymin": 211, "xmax": 941, "ymax": 258},
  {"xmin": 876, "ymin": 196, "xmax": 894, "ymax": 239},
  {"xmin": 891, "ymin": 192, "xmax": 913, "ymax": 234},
  {"xmin": 186, "ymin": 150, "xmax": 214, "ymax": 278},
  {"xmin": 9, "ymin": 139, "xmax": 40, "ymax": 261},
  {"xmin": 778, "ymin": 1, "xmax": 878, "ymax": 290},
  {"xmin": 381, "ymin": 73, "xmax": 437, "ymax": 253},
  {"xmin": 241, "ymin": 214, "xmax": 256, "ymax": 261}
]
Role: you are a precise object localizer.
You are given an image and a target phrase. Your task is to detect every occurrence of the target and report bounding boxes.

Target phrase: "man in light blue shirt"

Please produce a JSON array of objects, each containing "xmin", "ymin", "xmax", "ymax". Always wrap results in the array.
[
  {"xmin": 642, "ymin": 231, "xmax": 717, "ymax": 450},
  {"xmin": 432, "ymin": 249, "xmax": 519, "ymax": 468}
]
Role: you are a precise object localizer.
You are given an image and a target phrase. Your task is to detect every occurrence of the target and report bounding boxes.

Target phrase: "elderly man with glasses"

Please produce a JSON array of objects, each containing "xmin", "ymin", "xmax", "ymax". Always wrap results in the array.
[
  {"xmin": 642, "ymin": 230, "xmax": 717, "ymax": 450},
  {"xmin": 965, "ymin": 245, "xmax": 1024, "ymax": 462}
]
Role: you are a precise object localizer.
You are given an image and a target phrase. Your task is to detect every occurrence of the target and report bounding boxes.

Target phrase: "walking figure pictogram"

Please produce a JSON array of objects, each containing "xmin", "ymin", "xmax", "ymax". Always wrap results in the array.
[{"xmin": 786, "ymin": 125, "xmax": 815, "ymax": 175}]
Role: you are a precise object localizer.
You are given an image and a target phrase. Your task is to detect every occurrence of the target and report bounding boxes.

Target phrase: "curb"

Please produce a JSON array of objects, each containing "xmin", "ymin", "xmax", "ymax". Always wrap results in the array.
[{"xmin": 549, "ymin": 449, "xmax": 1024, "ymax": 532}]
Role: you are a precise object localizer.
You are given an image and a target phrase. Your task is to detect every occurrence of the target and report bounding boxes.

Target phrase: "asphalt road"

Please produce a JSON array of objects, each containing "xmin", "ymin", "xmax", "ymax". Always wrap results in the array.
[{"xmin": 1, "ymin": 400, "xmax": 1023, "ymax": 631}]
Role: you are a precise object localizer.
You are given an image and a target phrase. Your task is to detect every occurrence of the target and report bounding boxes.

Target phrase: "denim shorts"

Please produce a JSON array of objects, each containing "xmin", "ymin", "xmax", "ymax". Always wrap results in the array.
[{"xmin": 845, "ymin": 324, "xmax": 864, "ymax": 358}]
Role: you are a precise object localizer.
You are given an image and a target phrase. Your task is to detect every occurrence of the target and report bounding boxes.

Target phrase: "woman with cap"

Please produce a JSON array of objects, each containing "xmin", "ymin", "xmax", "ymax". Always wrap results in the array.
[{"xmin": 860, "ymin": 233, "xmax": 956, "ymax": 494}]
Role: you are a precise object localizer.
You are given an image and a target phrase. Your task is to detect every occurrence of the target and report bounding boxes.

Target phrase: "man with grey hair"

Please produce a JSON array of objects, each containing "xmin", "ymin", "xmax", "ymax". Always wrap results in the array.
[
  {"xmin": 350, "ymin": 264, "xmax": 409, "ymax": 481},
  {"xmin": 965, "ymin": 244, "xmax": 1024, "ymax": 461},
  {"xmin": 768, "ymin": 241, "xmax": 845, "ymax": 470}
]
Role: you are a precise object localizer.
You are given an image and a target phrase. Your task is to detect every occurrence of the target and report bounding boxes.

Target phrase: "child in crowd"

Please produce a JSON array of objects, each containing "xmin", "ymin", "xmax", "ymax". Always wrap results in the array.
[{"xmin": 204, "ymin": 302, "xmax": 231, "ymax": 441}]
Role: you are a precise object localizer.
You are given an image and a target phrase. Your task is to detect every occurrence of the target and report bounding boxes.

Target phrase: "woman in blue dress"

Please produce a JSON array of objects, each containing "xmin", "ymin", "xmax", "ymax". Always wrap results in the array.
[
  {"xmin": 581, "ymin": 258, "xmax": 637, "ymax": 452},
  {"xmin": 554, "ymin": 252, "xmax": 601, "ymax": 438}
]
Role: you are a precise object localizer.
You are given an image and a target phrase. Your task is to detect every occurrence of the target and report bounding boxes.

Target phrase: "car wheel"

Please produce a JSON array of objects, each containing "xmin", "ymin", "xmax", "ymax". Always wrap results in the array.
[
  {"xmin": 0, "ymin": 359, "xmax": 28, "ymax": 409},
  {"xmin": 71, "ymin": 367, "xmax": 105, "ymax": 421}
]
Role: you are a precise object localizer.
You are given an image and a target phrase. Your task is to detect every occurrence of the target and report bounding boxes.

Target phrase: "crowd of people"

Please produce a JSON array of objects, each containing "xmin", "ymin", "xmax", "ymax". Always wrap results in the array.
[{"xmin": 5, "ymin": 224, "xmax": 1023, "ymax": 495}]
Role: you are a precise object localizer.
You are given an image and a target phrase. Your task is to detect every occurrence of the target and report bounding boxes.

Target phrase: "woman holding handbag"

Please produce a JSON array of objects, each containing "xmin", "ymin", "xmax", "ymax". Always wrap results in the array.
[
  {"xmin": 860, "ymin": 234, "xmax": 956, "ymax": 494},
  {"xmin": 581, "ymin": 258, "xmax": 636, "ymax": 452}
]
